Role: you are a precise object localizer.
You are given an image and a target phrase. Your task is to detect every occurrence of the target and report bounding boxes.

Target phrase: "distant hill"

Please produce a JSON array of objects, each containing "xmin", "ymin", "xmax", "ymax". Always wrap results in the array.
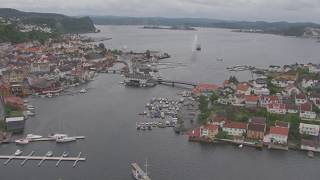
[
  {"xmin": 91, "ymin": 16, "xmax": 320, "ymax": 37},
  {"xmin": 0, "ymin": 8, "xmax": 96, "ymax": 34}
]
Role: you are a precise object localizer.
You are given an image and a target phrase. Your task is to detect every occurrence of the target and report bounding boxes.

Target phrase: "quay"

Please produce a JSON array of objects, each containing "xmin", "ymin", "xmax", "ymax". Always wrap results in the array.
[{"xmin": 0, "ymin": 152, "xmax": 85, "ymax": 167}]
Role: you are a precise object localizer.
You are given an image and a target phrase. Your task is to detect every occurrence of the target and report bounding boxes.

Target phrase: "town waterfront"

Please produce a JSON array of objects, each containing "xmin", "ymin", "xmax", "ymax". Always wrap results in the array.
[{"xmin": 1, "ymin": 26, "xmax": 320, "ymax": 180}]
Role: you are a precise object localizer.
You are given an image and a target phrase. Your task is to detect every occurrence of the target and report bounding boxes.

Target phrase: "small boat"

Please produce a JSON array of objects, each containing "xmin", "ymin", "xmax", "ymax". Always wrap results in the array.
[
  {"xmin": 56, "ymin": 137, "xmax": 76, "ymax": 143},
  {"xmin": 141, "ymin": 126, "xmax": 146, "ymax": 131},
  {"xmin": 62, "ymin": 152, "xmax": 69, "ymax": 157},
  {"xmin": 79, "ymin": 88, "xmax": 87, "ymax": 93},
  {"xmin": 308, "ymin": 151, "xmax": 314, "ymax": 158},
  {"xmin": 216, "ymin": 58, "xmax": 223, "ymax": 61},
  {"xmin": 26, "ymin": 111, "xmax": 36, "ymax": 116},
  {"xmin": 238, "ymin": 144, "xmax": 243, "ymax": 148},
  {"xmin": 14, "ymin": 149, "xmax": 23, "ymax": 156},
  {"xmin": 26, "ymin": 134, "xmax": 42, "ymax": 139},
  {"xmin": 15, "ymin": 139, "xmax": 29, "ymax": 145},
  {"xmin": 23, "ymin": 99, "xmax": 29, "ymax": 103},
  {"xmin": 46, "ymin": 151, "xmax": 53, "ymax": 157},
  {"xmin": 48, "ymin": 133, "xmax": 68, "ymax": 139},
  {"xmin": 46, "ymin": 93, "xmax": 53, "ymax": 98}
]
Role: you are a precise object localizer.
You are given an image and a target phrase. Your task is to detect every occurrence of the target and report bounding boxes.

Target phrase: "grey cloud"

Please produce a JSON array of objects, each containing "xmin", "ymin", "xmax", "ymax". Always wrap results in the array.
[{"xmin": 0, "ymin": 0, "xmax": 319, "ymax": 22}]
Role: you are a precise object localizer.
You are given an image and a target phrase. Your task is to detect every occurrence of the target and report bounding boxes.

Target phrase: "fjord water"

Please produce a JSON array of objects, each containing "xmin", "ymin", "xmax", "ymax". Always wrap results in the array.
[{"xmin": 0, "ymin": 26, "xmax": 320, "ymax": 180}]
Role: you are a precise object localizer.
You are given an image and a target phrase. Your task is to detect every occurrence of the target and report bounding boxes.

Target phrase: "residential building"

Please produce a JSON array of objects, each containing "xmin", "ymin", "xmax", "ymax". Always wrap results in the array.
[
  {"xmin": 301, "ymin": 78, "xmax": 319, "ymax": 89},
  {"xmin": 295, "ymin": 93, "xmax": 307, "ymax": 105},
  {"xmin": 301, "ymin": 139, "xmax": 320, "ymax": 152},
  {"xmin": 244, "ymin": 95, "xmax": 259, "ymax": 107},
  {"xmin": 222, "ymin": 122, "xmax": 247, "ymax": 137},
  {"xmin": 267, "ymin": 103, "xmax": 287, "ymax": 114},
  {"xmin": 236, "ymin": 83, "xmax": 251, "ymax": 95},
  {"xmin": 299, "ymin": 102, "xmax": 316, "ymax": 120},
  {"xmin": 264, "ymin": 126, "xmax": 289, "ymax": 144},
  {"xmin": 247, "ymin": 117, "xmax": 266, "ymax": 140},
  {"xmin": 299, "ymin": 123, "xmax": 320, "ymax": 136},
  {"xmin": 200, "ymin": 124, "xmax": 219, "ymax": 139},
  {"xmin": 5, "ymin": 116, "xmax": 25, "ymax": 133},
  {"xmin": 4, "ymin": 96, "xmax": 24, "ymax": 109}
]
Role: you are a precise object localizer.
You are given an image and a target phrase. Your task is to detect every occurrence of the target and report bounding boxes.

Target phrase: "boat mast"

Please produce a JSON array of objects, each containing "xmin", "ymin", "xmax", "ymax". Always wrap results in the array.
[{"xmin": 145, "ymin": 158, "xmax": 148, "ymax": 176}]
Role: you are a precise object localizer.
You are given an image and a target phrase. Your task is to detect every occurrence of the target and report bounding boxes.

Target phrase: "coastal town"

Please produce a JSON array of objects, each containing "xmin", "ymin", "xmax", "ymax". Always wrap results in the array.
[{"xmin": 185, "ymin": 63, "xmax": 320, "ymax": 156}]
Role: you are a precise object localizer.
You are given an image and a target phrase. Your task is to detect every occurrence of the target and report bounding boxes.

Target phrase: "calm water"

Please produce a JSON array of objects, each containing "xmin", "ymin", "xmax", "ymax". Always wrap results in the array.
[{"xmin": 0, "ymin": 26, "xmax": 320, "ymax": 180}]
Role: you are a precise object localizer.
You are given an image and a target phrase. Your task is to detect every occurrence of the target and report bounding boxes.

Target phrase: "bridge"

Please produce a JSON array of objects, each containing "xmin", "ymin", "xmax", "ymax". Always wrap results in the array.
[{"xmin": 157, "ymin": 79, "xmax": 198, "ymax": 87}]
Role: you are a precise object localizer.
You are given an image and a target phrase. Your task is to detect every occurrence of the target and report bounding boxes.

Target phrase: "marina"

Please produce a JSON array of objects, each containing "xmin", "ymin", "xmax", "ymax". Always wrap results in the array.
[{"xmin": 0, "ymin": 151, "xmax": 85, "ymax": 167}]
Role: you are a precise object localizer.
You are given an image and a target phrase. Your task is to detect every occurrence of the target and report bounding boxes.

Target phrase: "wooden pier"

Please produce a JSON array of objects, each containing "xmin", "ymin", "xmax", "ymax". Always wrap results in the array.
[{"xmin": 0, "ymin": 152, "xmax": 86, "ymax": 167}]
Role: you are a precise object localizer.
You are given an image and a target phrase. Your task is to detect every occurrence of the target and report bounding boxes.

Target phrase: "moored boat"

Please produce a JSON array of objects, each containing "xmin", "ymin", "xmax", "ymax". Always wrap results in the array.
[
  {"xmin": 46, "ymin": 151, "xmax": 53, "ymax": 157},
  {"xmin": 15, "ymin": 139, "xmax": 29, "ymax": 145},
  {"xmin": 48, "ymin": 133, "xmax": 68, "ymax": 139},
  {"xmin": 131, "ymin": 161, "xmax": 151, "ymax": 180},
  {"xmin": 56, "ymin": 137, "xmax": 76, "ymax": 143},
  {"xmin": 26, "ymin": 134, "xmax": 42, "ymax": 139},
  {"xmin": 14, "ymin": 149, "xmax": 23, "ymax": 156}
]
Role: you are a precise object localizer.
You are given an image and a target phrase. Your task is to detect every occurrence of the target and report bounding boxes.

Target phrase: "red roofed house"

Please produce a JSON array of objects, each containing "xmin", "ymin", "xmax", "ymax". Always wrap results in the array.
[
  {"xmin": 236, "ymin": 83, "xmax": 251, "ymax": 95},
  {"xmin": 299, "ymin": 102, "xmax": 316, "ymax": 120},
  {"xmin": 200, "ymin": 124, "xmax": 219, "ymax": 140},
  {"xmin": 192, "ymin": 83, "xmax": 219, "ymax": 96},
  {"xmin": 295, "ymin": 93, "xmax": 307, "ymax": 105},
  {"xmin": 267, "ymin": 103, "xmax": 286, "ymax": 114},
  {"xmin": 222, "ymin": 122, "xmax": 247, "ymax": 137},
  {"xmin": 263, "ymin": 126, "xmax": 289, "ymax": 144},
  {"xmin": 4, "ymin": 96, "xmax": 24, "ymax": 109},
  {"xmin": 188, "ymin": 127, "xmax": 201, "ymax": 141},
  {"xmin": 245, "ymin": 95, "xmax": 259, "ymax": 108}
]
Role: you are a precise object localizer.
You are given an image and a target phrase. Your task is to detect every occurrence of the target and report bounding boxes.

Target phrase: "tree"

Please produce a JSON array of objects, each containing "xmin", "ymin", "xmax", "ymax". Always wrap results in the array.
[
  {"xmin": 209, "ymin": 91, "xmax": 219, "ymax": 104},
  {"xmin": 229, "ymin": 76, "xmax": 239, "ymax": 85},
  {"xmin": 98, "ymin": 43, "xmax": 105, "ymax": 49}
]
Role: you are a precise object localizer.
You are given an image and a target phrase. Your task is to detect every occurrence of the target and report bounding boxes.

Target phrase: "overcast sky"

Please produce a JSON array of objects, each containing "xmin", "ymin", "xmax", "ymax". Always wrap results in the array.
[{"xmin": 1, "ymin": 0, "xmax": 320, "ymax": 23}]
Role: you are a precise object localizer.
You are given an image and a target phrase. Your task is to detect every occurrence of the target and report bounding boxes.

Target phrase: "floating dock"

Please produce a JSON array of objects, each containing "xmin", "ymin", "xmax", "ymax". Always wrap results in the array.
[{"xmin": 0, "ymin": 152, "xmax": 85, "ymax": 167}]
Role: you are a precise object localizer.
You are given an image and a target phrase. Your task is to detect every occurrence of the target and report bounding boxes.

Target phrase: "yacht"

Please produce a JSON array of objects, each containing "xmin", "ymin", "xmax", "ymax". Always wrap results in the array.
[
  {"xmin": 26, "ymin": 134, "xmax": 42, "ymax": 139},
  {"xmin": 56, "ymin": 137, "xmax": 76, "ymax": 143},
  {"xmin": 15, "ymin": 139, "xmax": 29, "ymax": 145},
  {"xmin": 14, "ymin": 149, "xmax": 23, "ymax": 156},
  {"xmin": 79, "ymin": 88, "xmax": 87, "ymax": 93},
  {"xmin": 46, "ymin": 151, "xmax": 53, "ymax": 157},
  {"xmin": 48, "ymin": 133, "xmax": 68, "ymax": 139}
]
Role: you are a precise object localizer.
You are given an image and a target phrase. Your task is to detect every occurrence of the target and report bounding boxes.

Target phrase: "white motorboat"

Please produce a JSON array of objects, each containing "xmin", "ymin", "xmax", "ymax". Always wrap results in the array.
[
  {"xmin": 14, "ymin": 149, "xmax": 23, "ymax": 156},
  {"xmin": 26, "ymin": 134, "xmax": 42, "ymax": 139},
  {"xmin": 79, "ymin": 88, "xmax": 87, "ymax": 93},
  {"xmin": 26, "ymin": 111, "xmax": 36, "ymax": 116},
  {"xmin": 15, "ymin": 139, "xmax": 29, "ymax": 145},
  {"xmin": 46, "ymin": 151, "xmax": 53, "ymax": 157},
  {"xmin": 62, "ymin": 152, "xmax": 69, "ymax": 157},
  {"xmin": 239, "ymin": 144, "xmax": 243, "ymax": 148},
  {"xmin": 48, "ymin": 133, "xmax": 68, "ymax": 139},
  {"xmin": 56, "ymin": 137, "xmax": 76, "ymax": 143}
]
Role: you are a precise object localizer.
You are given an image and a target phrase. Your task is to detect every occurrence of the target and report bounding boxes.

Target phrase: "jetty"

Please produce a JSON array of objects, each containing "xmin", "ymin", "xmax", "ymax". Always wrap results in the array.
[{"xmin": 0, "ymin": 151, "xmax": 86, "ymax": 167}]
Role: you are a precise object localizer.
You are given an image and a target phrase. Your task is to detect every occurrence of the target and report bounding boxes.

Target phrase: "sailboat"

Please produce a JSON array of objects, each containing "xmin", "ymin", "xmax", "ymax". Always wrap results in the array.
[
  {"xmin": 131, "ymin": 159, "xmax": 151, "ymax": 180},
  {"xmin": 193, "ymin": 35, "xmax": 201, "ymax": 51}
]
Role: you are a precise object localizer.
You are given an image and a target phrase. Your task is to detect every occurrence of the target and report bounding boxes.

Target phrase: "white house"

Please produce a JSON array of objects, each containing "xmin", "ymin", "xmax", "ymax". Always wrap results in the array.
[
  {"xmin": 301, "ymin": 78, "xmax": 319, "ymax": 89},
  {"xmin": 308, "ymin": 64, "xmax": 320, "ymax": 73},
  {"xmin": 268, "ymin": 65, "xmax": 282, "ymax": 72},
  {"xmin": 264, "ymin": 126, "xmax": 289, "ymax": 144},
  {"xmin": 253, "ymin": 87, "xmax": 270, "ymax": 96},
  {"xmin": 299, "ymin": 123, "xmax": 320, "ymax": 136},
  {"xmin": 222, "ymin": 122, "xmax": 247, "ymax": 137}
]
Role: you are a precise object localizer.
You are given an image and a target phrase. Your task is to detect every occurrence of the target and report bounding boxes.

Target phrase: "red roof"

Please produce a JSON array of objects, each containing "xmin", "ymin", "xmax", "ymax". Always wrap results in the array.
[
  {"xmin": 192, "ymin": 83, "xmax": 219, "ymax": 94},
  {"xmin": 212, "ymin": 115, "xmax": 230, "ymax": 123},
  {"xmin": 189, "ymin": 127, "xmax": 201, "ymax": 138},
  {"xmin": 237, "ymin": 83, "xmax": 250, "ymax": 91},
  {"xmin": 296, "ymin": 93, "xmax": 306, "ymax": 99},
  {"xmin": 300, "ymin": 102, "xmax": 312, "ymax": 112},
  {"xmin": 203, "ymin": 124, "xmax": 219, "ymax": 131},
  {"xmin": 245, "ymin": 95, "xmax": 259, "ymax": 102},
  {"xmin": 270, "ymin": 127, "xmax": 289, "ymax": 136},
  {"xmin": 268, "ymin": 95, "xmax": 279, "ymax": 102},
  {"xmin": 224, "ymin": 122, "xmax": 247, "ymax": 129}
]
